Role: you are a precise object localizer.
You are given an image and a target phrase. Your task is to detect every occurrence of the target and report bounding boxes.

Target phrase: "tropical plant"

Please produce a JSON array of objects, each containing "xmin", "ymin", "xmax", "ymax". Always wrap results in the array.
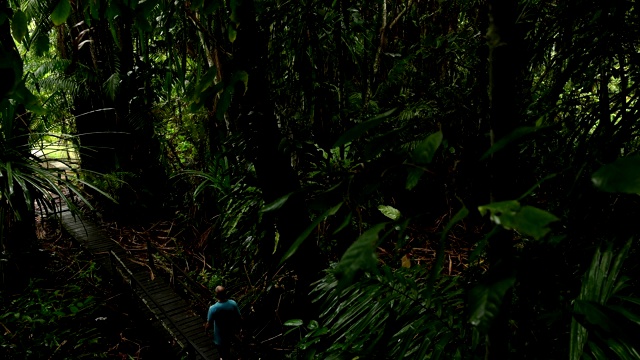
[{"xmin": 570, "ymin": 239, "xmax": 640, "ymax": 360}]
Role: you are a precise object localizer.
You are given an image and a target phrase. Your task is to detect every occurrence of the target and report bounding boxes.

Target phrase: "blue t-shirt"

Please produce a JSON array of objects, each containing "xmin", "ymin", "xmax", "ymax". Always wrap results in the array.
[{"xmin": 207, "ymin": 299, "xmax": 241, "ymax": 345}]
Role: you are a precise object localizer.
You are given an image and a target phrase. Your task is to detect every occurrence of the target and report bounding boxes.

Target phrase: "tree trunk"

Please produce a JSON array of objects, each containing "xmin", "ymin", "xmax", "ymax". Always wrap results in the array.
[
  {"xmin": 230, "ymin": 0, "xmax": 324, "ymax": 319},
  {"xmin": 485, "ymin": 0, "xmax": 523, "ymax": 357},
  {"xmin": 0, "ymin": 4, "xmax": 37, "ymax": 288}
]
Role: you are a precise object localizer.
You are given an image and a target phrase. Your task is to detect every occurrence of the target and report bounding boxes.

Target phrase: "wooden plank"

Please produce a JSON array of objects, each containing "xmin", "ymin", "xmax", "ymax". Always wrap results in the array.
[
  {"xmin": 62, "ymin": 220, "xmax": 86, "ymax": 228},
  {"xmin": 65, "ymin": 228, "xmax": 89, "ymax": 237},
  {"xmin": 164, "ymin": 305, "xmax": 192, "ymax": 317},
  {"xmin": 160, "ymin": 299, "xmax": 189, "ymax": 312},
  {"xmin": 148, "ymin": 288, "xmax": 178, "ymax": 299},
  {"xmin": 172, "ymin": 317, "xmax": 198, "ymax": 330},
  {"xmin": 174, "ymin": 313, "xmax": 201, "ymax": 324},
  {"xmin": 189, "ymin": 334, "xmax": 212, "ymax": 346},
  {"xmin": 88, "ymin": 243, "xmax": 116, "ymax": 251},
  {"xmin": 157, "ymin": 297, "xmax": 184, "ymax": 308},
  {"xmin": 136, "ymin": 275, "xmax": 162, "ymax": 286},
  {"xmin": 153, "ymin": 291, "xmax": 182, "ymax": 301},
  {"xmin": 171, "ymin": 316, "xmax": 197, "ymax": 328},
  {"xmin": 88, "ymin": 239, "xmax": 114, "ymax": 245},
  {"xmin": 64, "ymin": 224, "xmax": 92, "ymax": 233},
  {"xmin": 59, "ymin": 212, "xmax": 217, "ymax": 360},
  {"xmin": 145, "ymin": 284, "xmax": 170, "ymax": 295},
  {"xmin": 189, "ymin": 332, "xmax": 211, "ymax": 344},
  {"xmin": 183, "ymin": 327, "xmax": 208, "ymax": 340},
  {"xmin": 85, "ymin": 241, "xmax": 117, "ymax": 249},
  {"xmin": 149, "ymin": 293, "xmax": 179, "ymax": 305},
  {"xmin": 132, "ymin": 268, "xmax": 155, "ymax": 277},
  {"xmin": 182, "ymin": 331, "xmax": 206, "ymax": 345},
  {"xmin": 188, "ymin": 335, "xmax": 211, "ymax": 349},
  {"xmin": 178, "ymin": 320, "xmax": 204, "ymax": 332},
  {"xmin": 171, "ymin": 312, "xmax": 205, "ymax": 328},
  {"xmin": 182, "ymin": 324, "xmax": 207, "ymax": 338},
  {"xmin": 175, "ymin": 315, "xmax": 202, "ymax": 326},
  {"xmin": 182, "ymin": 320, "xmax": 207, "ymax": 334},
  {"xmin": 87, "ymin": 239, "xmax": 114, "ymax": 247},
  {"xmin": 144, "ymin": 285, "xmax": 171, "ymax": 296},
  {"xmin": 191, "ymin": 338, "xmax": 214, "ymax": 353},
  {"xmin": 147, "ymin": 299, "xmax": 186, "ymax": 313},
  {"xmin": 190, "ymin": 334, "xmax": 213, "ymax": 349}
]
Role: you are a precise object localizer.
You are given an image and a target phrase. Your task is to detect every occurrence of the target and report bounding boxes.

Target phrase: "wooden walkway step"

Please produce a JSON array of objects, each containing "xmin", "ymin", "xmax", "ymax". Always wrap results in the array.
[{"xmin": 57, "ymin": 210, "xmax": 218, "ymax": 360}]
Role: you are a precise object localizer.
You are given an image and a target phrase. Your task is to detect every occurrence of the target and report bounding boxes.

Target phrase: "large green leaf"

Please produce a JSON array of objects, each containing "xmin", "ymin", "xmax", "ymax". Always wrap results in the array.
[
  {"xmin": 89, "ymin": 0, "xmax": 100, "ymax": 19},
  {"xmin": 469, "ymin": 276, "xmax": 516, "ymax": 331},
  {"xmin": 194, "ymin": 67, "xmax": 218, "ymax": 95},
  {"xmin": 51, "ymin": 0, "xmax": 71, "ymax": 26},
  {"xmin": 405, "ymin": 167, "xmax": 423, "ymax": 190},
  {"xmin": 478, "ymin": 200, "xmax": 559, "ymax": 240},
  {"xmin": 11, "ymin": 10, "xmax": 27, "ymax": 43},
  {"xmin": 412, "ymin": 130, "xmax": 443, "ymax": 165},
  {"xmin": 34, "ymin": 33, "xmax": 49, "ymax": 56},
  {"xmin": 333, "ymin": 223, "xmax": 387, "ymax": 289},
  {"xmin": 260, "ymin": 192, "xmax": 293, "ymax": 212},
  {"xmin": 592, "ymin": 156, "xmax": 640, "ymax": 194}
]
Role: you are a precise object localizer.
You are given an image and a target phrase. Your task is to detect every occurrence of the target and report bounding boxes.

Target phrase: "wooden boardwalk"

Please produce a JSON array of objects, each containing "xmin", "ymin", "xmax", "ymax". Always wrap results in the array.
[{"xmin": 58, "ymin": 210, "xmax": 218, "ymax": 360}]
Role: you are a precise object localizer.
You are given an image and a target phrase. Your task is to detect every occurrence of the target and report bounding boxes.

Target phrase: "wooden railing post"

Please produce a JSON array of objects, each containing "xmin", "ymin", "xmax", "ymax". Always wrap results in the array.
[{"xmin": 171, "ymin": 262, "xmax": 176, "ymax": 288}]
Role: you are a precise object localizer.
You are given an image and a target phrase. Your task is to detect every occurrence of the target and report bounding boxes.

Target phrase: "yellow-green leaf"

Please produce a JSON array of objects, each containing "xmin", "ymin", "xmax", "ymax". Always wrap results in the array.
[
  {"xmin": 51, "ymin": 0, "xmax": 71, "ymax": 26},
  {"xmin": 228, "ymin": 25, "xmax": 237, "ymax": 43},
  {"xmin": 11, "ymin": 10, "xmax": 27, "ymax": 43},
  {"xmin": 378, "ymin": 205, "xmax": 401, "ymax": 220}
]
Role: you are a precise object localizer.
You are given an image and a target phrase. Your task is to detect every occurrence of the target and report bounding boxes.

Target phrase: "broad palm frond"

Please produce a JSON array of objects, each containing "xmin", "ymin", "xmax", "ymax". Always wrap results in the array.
[
  {"xmin": 300, "ymin": 265, "xmax": 467, "ymax": 359},
  {"xmin": 570, "ymin": 239, "xmax": 640, "ymax": 360}
]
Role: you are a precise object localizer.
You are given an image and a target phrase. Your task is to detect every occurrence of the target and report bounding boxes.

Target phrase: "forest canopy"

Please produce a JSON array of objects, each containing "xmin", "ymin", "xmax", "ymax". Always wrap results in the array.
[{"xmin": 2, "ymin": 0, "xmax": 640, "ymax": 358}]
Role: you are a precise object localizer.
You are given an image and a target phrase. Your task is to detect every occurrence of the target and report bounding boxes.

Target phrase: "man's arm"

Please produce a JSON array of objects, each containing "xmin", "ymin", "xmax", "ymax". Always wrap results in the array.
[{"xmin": 205, "ymin": 305, "xmax": 215, "ymax": 334}]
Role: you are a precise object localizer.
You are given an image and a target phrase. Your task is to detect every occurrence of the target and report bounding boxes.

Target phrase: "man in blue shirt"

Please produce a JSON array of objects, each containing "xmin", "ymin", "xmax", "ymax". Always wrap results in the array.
[{"xmin": 206, "ymin": 286, "xmax": 242, "ymax": 359}]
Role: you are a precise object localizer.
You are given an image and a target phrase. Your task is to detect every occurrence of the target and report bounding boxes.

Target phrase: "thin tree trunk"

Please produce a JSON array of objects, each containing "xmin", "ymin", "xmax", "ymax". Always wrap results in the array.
[{"xmin": 485, "ymin": 0, "xmax": 522, "ymax": 357}]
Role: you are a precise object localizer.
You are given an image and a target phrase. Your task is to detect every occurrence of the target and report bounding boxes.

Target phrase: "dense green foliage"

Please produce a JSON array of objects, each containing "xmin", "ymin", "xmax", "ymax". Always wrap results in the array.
[
  {"xmin": 0, "ymin": 223, "xmax": 182, "ymax": 358},
  {"xmin": 2, "ymin": 0, "xmax": 640, "ymax": 358}
]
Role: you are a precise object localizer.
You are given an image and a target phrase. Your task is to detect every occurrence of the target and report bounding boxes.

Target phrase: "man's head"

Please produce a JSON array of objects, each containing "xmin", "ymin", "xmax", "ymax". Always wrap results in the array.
[{"xmin": 215, "ymin": 285, "xmax": 227, "ymax": 300}]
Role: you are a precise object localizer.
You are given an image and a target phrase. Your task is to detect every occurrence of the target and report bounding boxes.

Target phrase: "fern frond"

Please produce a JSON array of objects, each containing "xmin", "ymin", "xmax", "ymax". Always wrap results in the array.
[
  {"xmin": 103, "ymin": 72, "xmax": 120, "ymax": 101},
  {"xmin": 570, "ymin": 239, "xmax": 639, "ymax": 360},
  {"xmin": 303, "ymin": 266, "xmax": 467, "ymax": 359},
  {"xmin": 35, "ymin": 59, "xmax": 72, "ymax": 78}
]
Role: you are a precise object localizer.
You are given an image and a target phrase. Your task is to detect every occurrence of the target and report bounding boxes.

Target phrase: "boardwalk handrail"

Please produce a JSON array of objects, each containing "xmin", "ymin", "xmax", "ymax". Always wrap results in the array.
[{"xmin": 110, "ymin": 250, "xmax": 212, "ymax": 360}]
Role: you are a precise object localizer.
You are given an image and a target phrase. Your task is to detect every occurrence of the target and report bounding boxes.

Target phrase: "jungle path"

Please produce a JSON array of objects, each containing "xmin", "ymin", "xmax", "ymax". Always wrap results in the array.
[{"xmin": 57, "ymin": 207, "xmax": 218, "ymax": 360}]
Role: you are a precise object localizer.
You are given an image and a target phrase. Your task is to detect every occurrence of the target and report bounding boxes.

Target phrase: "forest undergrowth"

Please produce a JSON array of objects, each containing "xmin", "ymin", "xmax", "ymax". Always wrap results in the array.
[
  {"xmin": 98, "ymin": 213, "xmax": 308, "ymax": 359},
  {"xmin": 0, "ymin": 214, "xmax": 179, "ymax": 359}
]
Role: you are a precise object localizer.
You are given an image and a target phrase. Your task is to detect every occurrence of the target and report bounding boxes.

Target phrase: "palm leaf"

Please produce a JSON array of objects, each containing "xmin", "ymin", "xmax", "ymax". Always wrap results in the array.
[{"xmin": 570, "ymin": 239, "xmax": 637, "ymax": 360}]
